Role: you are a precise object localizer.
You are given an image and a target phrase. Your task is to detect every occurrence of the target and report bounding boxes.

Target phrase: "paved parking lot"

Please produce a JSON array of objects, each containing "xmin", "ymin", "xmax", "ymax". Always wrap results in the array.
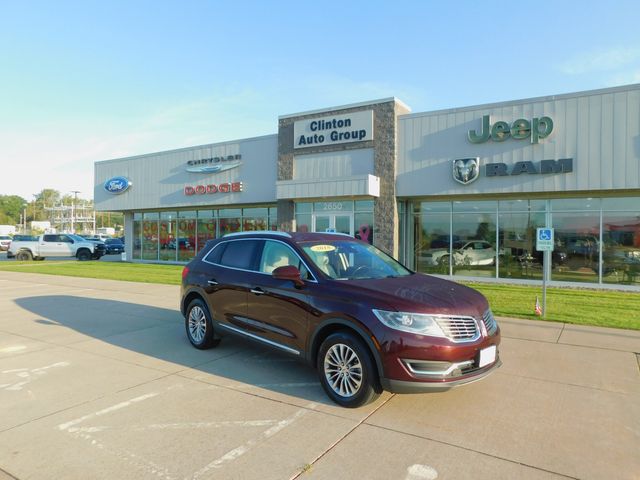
[{"xmin": 0, "ymin": 271, "xmax": 638, "ymax": 480}]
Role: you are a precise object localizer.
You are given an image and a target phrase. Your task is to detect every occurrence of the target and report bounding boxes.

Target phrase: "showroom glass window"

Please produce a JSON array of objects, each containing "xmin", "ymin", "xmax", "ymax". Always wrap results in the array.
[
  {"xmin": 142, "ymin": 212, "xmax": 159, "ymax": 261},
  {"xmin": 242, "ymin": 207, "xmax": 268, "ymax": 231},
  {"xmin": 268, "ymin": 207, "xmax": 278, "ymax": 230},
  {"xmin": 295, "ymin": 202, "xmax": 312, "ymax": 233},
  {"xmin": 355, "ymin": 200, "xmax": 374, "ymax": 244},
  {"xmin": 218, "ymin": 209, "xmax": 242, "ymax": 236},
  {"xmin": 197, "ymin": 210, "xmax": 216, "ymax": 253},
  {"xmin": 177, "ymin": 211, "xmax": 196, "ymax": 261},
  {"xmin": 498, "ymin": 200, "xmax": 546, "ymax": 280},
  {"xmin": 602, "ymin": 197, "xmax": 640, "ymax": 286},
  {"xmin": 159, "ymin": 212, "xmax": 177, "ymax": 261},
  {"xmin": 551, "ymin": 199, "xmax": 601, "ymax": 284},
  {"xmin": 133, "ymin": 213, "xmax": 142, "ymax": 259},
  {"xmin": 451, "ymin": 201, "xmax": 497, "ymax": 278},
  {"xmin": 412, "ymin": 201, "xmax": 451, "ymax": 275}
]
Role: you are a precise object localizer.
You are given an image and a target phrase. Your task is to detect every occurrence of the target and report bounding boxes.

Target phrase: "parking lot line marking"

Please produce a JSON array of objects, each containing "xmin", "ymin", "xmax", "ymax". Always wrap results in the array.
[
  {"xmin": 57, "ymin": 392, "xmax": 158, "ymax": 431},
  {"xmin": 66, "ymin": 420, "xmax": 280, "ymax": 434},
  {"xmin": 191, "ymin": 403, "xmax": 317, "ymax": 479},
  {"xmin": 142, "ymin": 420, "xmax": 280, "ymax": 430},
  {"xmin": 405, "ymin": 464, "xmax": 439, "ymax": 480},
  {"xmin": 1, "ymin": 361, "xmax": 70, "ymax": 391},
  {"xmin": 0, "ymin": 346, "xmax": 27, "ymax": 353}
]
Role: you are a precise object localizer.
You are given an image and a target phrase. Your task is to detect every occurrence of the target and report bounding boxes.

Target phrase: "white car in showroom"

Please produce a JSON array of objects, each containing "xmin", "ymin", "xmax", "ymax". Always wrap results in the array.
[{"xmin": 421, "ymin": 240, "xmax": 496, "ymax": 266}]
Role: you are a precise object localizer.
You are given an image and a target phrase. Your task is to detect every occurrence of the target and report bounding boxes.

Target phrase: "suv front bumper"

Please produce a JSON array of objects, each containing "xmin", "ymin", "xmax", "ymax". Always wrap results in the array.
[{"xmin": 380, "ymin": 357, "xmax": 502, "ymax": 394}]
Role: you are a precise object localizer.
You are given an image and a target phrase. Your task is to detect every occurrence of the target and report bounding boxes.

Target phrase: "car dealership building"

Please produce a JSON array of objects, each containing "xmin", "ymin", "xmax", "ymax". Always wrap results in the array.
[{"xmin": 94, "ymin": 83, "xmax": 640, "ymax": 288}]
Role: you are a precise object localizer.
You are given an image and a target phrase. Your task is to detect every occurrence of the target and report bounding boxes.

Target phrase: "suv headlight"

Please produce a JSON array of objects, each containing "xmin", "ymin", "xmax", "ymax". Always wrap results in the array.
[{"xmin": 372, "ymin": 309, "xmax": 446, "ymax": 337}]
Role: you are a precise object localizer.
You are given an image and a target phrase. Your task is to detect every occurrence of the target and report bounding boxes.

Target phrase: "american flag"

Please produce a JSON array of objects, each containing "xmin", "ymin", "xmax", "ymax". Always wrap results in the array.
[{"xmin": 535, "ymin": 296, "xmax": 542, "ymax": 316}]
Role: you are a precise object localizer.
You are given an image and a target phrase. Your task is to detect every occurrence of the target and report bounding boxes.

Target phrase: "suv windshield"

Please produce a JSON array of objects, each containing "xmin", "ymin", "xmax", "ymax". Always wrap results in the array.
[{"xmin": 300, "ymin": 240, "xmax": 411, "ymax": 280}]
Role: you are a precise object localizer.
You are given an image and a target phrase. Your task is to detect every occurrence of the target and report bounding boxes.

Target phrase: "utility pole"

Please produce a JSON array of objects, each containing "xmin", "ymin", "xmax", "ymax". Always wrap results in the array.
[{"xmin": 70, "ymin": 191, "xmax": 80, "ymax": 233}]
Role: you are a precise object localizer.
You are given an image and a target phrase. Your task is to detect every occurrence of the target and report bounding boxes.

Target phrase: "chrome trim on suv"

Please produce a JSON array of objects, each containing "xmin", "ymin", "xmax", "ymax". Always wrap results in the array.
[
  {"xmin": 433, "ymin": 315, "xmax": 481, "ymax": 343},
  {"xmin": 402, "ymin": 359, "xmax": 475, "ymax": 377},
  {"xmin": 202, "ymin": 238, "xmax": 318, "ymax": 283},
  {"xmin": 482, "ymin": 309, "xmax": 498, "ymax": 335},
  {"xmin": 219, "ymin": 323, "xmax": 300, "ymax": 355},
  {"xmin": 223, "ymin": 231, "xmax": 292, "ymax": 238}
]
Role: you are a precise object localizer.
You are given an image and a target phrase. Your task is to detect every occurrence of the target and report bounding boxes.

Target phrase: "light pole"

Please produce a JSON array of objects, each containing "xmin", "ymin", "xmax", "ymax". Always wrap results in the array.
[{"xmin": 22, "ymin": 204, "xmax": 27, "ymax": 233}]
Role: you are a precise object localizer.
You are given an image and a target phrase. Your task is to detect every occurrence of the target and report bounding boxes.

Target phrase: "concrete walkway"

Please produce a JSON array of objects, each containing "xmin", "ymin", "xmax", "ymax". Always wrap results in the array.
[{"xmin": 0, "ymin": 271, "xmax": 638, "ymax": 480}]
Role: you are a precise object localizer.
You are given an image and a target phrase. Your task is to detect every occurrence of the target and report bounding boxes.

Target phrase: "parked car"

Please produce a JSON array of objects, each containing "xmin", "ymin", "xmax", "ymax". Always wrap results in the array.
[
  {"xmin": 82, "ymin": 236, "xmax": 109, "ymax": 254},
  {"xmin": 181, "ymin": 231, "xmax": 501, "ymax": 408},
  {"xmin": 11, "ymin": 235, "xmax": 38, "ymax": 242},
  {"xmin": 517, "ymin": 249, "xmax": 568, "ymax": 268},
  {"xmin": 168, "ymin": 238, "xmax": 191, "ymax": 250},
  {"xmin": 0, "ymin": 235, "xmax": 11, "ymax": 251},
  {"xmin": 103, "ymin": 238, "xmax": 125, "ymax": 255},
  {"xmin": 564, "ymin": 235, "xmax": 600, "ymax": 256},
  {"xmin": 8, "ymin": 234, "xmax": 106, "ymax": 261},
  {"xmin": 421, "ymin": 240, "xmax": 496, "ymax": 267},
  {"xmin": 5, "ymin": 235, "xmax": 38, "ymax": 258}
]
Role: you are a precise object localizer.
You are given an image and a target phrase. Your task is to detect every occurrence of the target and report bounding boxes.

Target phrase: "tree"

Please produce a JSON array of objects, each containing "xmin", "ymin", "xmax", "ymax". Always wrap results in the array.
[
  {"xmin": 0, "ymin": 195, "xmax": 27, "ymax": 224},
  {"xmin": 34, "ymin": 189, "xmax": 61, "ymax": 208}
]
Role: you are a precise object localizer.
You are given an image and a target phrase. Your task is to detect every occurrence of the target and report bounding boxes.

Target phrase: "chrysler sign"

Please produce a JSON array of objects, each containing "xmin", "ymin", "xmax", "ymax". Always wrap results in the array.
[{"xmin": 186, "ymin": 154, "xmax": 242, "ymax": 173}]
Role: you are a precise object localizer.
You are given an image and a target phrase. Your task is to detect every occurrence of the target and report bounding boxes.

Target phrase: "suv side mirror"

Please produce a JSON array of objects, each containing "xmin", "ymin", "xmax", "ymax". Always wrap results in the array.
[{"xmin": 272, "ymin": 265, "xmax": 304, "ymax": 288}]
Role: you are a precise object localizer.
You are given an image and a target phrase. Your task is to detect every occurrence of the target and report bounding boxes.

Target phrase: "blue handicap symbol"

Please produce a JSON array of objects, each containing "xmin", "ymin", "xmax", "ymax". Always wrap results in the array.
[{"xmin": 539, "ymin": 229, "xmax": 551, "ymax": 241}]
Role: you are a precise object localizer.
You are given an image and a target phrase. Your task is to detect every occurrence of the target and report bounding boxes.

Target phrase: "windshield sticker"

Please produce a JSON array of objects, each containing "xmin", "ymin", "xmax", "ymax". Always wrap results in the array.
[{"xmin": 310, "ymin": 245, "xmax": 336, "ymax": 252}]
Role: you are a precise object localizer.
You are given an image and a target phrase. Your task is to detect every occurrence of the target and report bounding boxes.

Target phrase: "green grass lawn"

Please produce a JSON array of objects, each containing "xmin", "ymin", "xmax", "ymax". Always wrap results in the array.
[
  {"xmin": 0, "ymin": 260, "xmax": 184, "ymax": 285},
  {"xmin": 0, "ymin": 260, "xmax": 638, "ymax": 330},
  {"xmin": 464, "ymin": 282, "xmax": 640, "ymax": 330}
]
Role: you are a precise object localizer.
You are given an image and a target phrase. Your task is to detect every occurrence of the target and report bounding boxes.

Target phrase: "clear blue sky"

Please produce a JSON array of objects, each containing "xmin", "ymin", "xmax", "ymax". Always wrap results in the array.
[{"xmin": 1, "ymin": 0, "xmax": 639, "ymax": 201}]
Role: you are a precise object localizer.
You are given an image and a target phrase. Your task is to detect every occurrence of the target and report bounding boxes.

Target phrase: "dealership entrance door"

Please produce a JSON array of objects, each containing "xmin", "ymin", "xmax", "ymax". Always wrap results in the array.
[{"xmin": 312, "ymin": 213, "xmax": 353, "ymax": 235}]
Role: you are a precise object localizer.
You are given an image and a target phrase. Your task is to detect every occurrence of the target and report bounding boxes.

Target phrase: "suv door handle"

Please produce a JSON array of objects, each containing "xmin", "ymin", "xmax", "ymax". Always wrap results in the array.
[
  {"xmin": 250, "ymin": 288, "xmax": 265, "ymax": 295},
  {"xmin": 207, "ymin": 279, "xmax": 219, "ymax": 286}
]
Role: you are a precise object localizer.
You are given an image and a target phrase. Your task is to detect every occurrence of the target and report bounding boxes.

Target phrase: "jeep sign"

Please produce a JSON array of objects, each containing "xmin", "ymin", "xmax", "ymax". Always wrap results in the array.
[{"xmin": 468, "ymin": 115, "xmax": 553, "ymax": 144}]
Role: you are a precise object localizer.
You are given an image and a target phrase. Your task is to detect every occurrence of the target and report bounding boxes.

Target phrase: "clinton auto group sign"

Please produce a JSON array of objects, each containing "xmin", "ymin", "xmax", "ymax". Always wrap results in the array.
[{"xmin": 294, "ymin": 110, "xmax": 374, "ymax": 149}]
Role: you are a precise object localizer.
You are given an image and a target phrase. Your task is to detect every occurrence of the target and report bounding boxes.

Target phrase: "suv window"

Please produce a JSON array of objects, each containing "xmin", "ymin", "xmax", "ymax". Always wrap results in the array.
[
  {"xmin": 218, "ymin": 240, "xmax": 260, "ymax": 270},
  {"xmin": 43, "ymin": 235, "xmax": 57, "ymax": 242},
  {"xmin": 259, "ymin": 240, "xmax": 312, "ymax": 280}
]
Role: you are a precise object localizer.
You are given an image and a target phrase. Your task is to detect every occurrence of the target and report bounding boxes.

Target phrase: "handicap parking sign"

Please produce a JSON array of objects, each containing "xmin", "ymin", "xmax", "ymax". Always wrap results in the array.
[{"xmin": 536, "ymin": 228, "xmax": 554, "ymax": 251}]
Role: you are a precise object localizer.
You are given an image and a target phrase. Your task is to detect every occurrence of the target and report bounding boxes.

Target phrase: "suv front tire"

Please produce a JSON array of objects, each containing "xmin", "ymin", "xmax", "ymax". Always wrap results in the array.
[{"xmin": 317, "ymin": 332, "xmax": 381, "ymax": 408}]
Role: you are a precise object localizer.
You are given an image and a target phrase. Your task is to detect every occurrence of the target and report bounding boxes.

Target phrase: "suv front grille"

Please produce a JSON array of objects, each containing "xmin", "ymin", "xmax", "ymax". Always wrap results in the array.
[
  {"xmin": 482, "ymin": 310, "xmax": 498, "ymax": 335},
  {"xmin": 434, "ymin": 316, "xmax": 480, "ymax": 342}
]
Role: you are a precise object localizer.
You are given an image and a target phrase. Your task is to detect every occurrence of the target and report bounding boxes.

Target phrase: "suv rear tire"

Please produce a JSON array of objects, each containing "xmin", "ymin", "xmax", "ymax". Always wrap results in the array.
[
  {"xmin": 185, "ymin": 298, "xmax": 220, "ymax": 349},
  {"xmin": 317, "ymin": 332, "xmax": 381, "ymax": 408}
]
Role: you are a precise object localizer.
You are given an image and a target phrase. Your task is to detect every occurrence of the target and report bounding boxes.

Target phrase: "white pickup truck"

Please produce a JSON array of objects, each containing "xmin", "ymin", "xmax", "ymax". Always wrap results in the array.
[{"xmin": 8, "ymin": 234, "xmax": 106, "ymax": 261}]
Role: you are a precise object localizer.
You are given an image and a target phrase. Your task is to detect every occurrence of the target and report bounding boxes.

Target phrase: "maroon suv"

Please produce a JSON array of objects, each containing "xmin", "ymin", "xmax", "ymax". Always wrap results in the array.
[{"xmin": 181, "ymin": 231, "xmax": 501, "ymax": 408}]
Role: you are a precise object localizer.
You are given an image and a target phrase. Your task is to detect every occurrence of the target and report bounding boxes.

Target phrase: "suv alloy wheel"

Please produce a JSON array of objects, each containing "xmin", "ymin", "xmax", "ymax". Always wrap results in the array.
[
  {"xmin": 317, "ymin": 332, "xmax": 381, "ymax": 408},
  {"xmin": 185, "ymin": 298, "xmax": 220, "ymax": 349}
]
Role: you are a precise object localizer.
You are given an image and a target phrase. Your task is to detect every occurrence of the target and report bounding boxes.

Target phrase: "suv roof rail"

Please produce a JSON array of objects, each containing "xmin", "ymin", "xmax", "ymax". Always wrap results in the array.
[
  {"xmin": 315, "ymin": 231, "xmax": 353, "ymax": 237},
  {"xmin": 223, "ymin": 231, "xmax": 292, "ymax": 238}
]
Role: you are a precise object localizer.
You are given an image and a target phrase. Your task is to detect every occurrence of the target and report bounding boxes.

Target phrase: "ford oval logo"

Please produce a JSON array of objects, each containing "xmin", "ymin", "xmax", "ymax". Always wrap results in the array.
[{"xmin": 104, "ymin": 176, "xmax": 132, "ymax": 194}]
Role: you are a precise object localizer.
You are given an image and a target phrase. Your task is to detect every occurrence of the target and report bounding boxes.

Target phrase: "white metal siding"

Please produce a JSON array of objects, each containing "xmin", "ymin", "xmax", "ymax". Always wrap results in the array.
[
  {"xmin": 293, "ymin": 149, "xmax": 374, "ymax": 180},
  {"xmin": 94, "ymin": 135, "xmax": 278, "ymax": 211},
  {"xmin": 396, "ymin": 85, "xmax": 640, "ymax": 197}
]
